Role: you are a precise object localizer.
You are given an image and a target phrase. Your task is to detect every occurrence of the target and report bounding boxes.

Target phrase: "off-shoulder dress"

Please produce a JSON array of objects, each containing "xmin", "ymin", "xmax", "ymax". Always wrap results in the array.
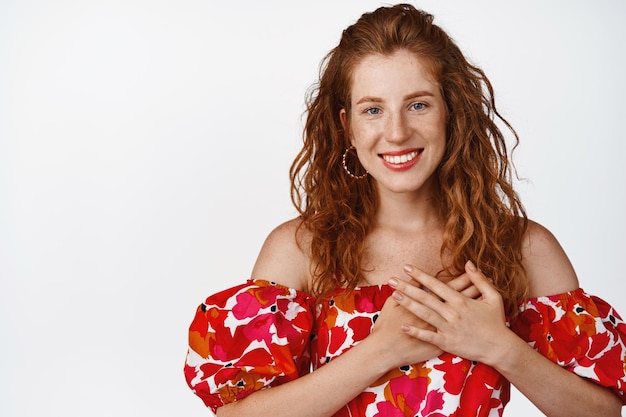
[{"xmin": 184, "ymin": 280, "xmax": 626, "ymax": 416}]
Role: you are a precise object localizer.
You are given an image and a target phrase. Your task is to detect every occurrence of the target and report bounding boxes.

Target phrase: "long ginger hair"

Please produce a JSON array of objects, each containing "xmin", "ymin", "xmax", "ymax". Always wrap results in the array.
[{"xmin": 290, "ymin": 4, "xmax": 528, "ymax": 315}]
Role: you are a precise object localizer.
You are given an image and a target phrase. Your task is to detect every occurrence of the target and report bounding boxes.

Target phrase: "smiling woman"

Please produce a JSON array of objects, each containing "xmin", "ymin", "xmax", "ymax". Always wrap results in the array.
[
  {"xmin": 1, "ymin": 1, "xmax": 624, "ymax": 417},
  {"xmin": 183, "ymin": 4, "xmax": 625, "ymax": 417},
  {"xmin": 341, "ymin": 50, "xmax": 447, "ymax": 196}
]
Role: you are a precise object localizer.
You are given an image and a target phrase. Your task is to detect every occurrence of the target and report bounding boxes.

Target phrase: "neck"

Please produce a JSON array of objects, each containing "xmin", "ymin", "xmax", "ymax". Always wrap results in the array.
[{"xmin": 374, "ymin": 187, "xmax": 442, "ymax": 233}]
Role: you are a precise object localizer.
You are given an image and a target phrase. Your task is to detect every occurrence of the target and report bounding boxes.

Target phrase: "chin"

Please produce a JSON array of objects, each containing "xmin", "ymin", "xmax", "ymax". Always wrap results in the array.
[
  {"xmin": 382, "ymin": 183, "xmax": 428, "ymax": 195},
  {"xmin": 377, "ymin": 176, "xmax": 437, "ymax": 196}
]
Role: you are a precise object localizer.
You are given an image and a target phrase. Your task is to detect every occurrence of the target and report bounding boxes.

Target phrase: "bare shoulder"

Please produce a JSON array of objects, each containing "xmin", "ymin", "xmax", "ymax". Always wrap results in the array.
[
  {"xmin": 522, "ymin": 219, "xmax": 580, "ymax": 297},
  {"xmin": 250, "ymin": 218, "xmax": 312, "ymax": 292}
]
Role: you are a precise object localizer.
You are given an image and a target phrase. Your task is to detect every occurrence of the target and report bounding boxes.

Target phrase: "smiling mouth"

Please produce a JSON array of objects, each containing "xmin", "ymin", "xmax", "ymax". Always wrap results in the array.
[{"xmin": 380, "ymin": 150, "xmax": 422, "ymax": 164}]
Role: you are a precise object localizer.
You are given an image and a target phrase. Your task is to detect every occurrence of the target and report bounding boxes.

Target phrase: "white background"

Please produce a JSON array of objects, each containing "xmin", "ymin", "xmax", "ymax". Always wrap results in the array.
[{"xmin": 1, "ymin": 1, "xmax": 624, "ymax": 416}]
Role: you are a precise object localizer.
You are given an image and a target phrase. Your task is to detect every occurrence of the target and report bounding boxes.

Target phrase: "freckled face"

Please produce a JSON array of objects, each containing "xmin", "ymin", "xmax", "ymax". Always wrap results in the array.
[{"xmin": 341, "ymin": 50, "xmax": 447, "ymax": 198}]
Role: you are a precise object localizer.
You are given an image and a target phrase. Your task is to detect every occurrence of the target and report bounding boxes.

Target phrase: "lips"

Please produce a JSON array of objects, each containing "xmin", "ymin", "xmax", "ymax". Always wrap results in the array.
[{"xmin": 379, "ymin": 148, "xmax": 423, "ymax": 171}]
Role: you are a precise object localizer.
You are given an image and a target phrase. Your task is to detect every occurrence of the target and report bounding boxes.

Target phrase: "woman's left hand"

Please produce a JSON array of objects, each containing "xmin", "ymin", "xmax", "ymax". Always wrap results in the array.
[{"xmin": 389, "ymin": 260, "xmax": 512, "ymax": 365}]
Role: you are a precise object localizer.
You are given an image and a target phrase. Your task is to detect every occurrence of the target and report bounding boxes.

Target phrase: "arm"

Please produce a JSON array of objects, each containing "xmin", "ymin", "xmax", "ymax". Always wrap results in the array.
[
  {"xmin": 390, "ymin": 221, "xmax": 623, "ymax": 417},
  {"xmin": 220, "ymin": 219, "xmax": 382, "ymax": 416},
  {"xmin": 502, "ymin": 222, "xmax": 623, "ymax": 416},
  {"xmin": 217, "ymin": 219, "xmax": 444, "ymax": 417},
  {"xmin": 217, "ymin": 333, "xmax": 390, "ymax": 417}
]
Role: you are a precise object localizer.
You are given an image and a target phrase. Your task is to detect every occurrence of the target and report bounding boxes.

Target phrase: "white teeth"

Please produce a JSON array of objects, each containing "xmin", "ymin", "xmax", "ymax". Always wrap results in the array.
[{"xmin": 382, "ymin": 151, "xmax": 419, "ymax": 164}]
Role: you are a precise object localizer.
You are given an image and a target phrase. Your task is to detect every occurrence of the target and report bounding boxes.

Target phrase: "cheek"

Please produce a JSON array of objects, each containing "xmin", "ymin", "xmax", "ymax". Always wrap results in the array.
[
  {"xmin": 430, "ymin": 117, "xmax": 448, "ymax": 147},
  {"xmin": 434, "ymin": 136, "xmax": 448, "ymax": 167},
  {"xmin": 350, "ymin": 121, "xmax": 378, "ymax": 146}
]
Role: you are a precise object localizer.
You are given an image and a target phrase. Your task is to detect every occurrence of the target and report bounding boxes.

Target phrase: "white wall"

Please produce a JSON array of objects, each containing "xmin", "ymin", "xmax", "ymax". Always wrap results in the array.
[{"xmin": 1, "ymin": 1, "xmax": 624, "ymax": 416}]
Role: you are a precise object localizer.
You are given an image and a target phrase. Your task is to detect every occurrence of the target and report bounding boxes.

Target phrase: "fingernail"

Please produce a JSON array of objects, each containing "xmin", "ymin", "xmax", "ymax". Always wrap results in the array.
[
  {"xmin": 401, "ymin": 325, "xmax": 410, "ymax": 333},
  {"xmin": 388, "ymin": 278, "xmax": 399, "ymax": 287},
  {"xmin": 466, "ymin": 260, "xmax": 477, "ymax": 272},
  {"xmin": 403, "ymin": 264, "xmax": 413, "ymax": 273},
  {"xmin": 392, "ymin": 291, "xmax": 403, "ymax": 301}
]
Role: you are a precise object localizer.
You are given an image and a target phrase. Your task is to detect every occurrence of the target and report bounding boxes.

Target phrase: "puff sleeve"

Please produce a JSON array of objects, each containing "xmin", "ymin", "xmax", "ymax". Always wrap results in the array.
[
  {"xmin": 510, "ymin": 288, "xmax": 626, "ymax": 403},
  {"xmin": 184, "ymin": 280, "xmax": 315, "ymax": 413}
]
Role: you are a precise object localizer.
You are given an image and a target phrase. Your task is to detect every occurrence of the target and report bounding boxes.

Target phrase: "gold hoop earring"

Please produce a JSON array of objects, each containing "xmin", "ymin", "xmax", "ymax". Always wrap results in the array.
[{"xmin": 342, "ymin": 146, "xmax": 368, "ymax": 179}]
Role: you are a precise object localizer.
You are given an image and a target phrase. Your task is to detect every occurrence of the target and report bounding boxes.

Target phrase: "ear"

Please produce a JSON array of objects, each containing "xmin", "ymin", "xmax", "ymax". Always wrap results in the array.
[
  {"xmin": 339, "ymin": 108, "xmax": 347, "ymax": 129},
  {"xmin": 339, "ymin": 109, "xmax": 354, "ymax": 145}
]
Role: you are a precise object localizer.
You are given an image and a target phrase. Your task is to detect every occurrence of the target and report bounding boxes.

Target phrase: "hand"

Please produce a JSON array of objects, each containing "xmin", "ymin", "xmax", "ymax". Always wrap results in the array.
[
  {"xmin": 443, "ymin": 272, "xmax": 481, "ymax": 299},
  {"xmin": 368, "ymin": 296, "xmax": 443, "ymax": 370},
  {"xmin": 388, "ymin": 261, "xmax": 510, "ymax": 365}
]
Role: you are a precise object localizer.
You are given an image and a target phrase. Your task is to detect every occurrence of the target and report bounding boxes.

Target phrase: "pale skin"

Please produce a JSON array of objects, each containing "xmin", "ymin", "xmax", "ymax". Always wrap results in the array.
[{"xmin": 216, "ymin": 50, "xmax": 623, "ymax": 416}]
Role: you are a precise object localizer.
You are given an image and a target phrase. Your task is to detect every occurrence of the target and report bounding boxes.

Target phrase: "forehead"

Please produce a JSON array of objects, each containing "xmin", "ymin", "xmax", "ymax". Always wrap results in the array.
[{"xmin": 349, "ymin": 50, "xmax": 440, "ymax": 99}]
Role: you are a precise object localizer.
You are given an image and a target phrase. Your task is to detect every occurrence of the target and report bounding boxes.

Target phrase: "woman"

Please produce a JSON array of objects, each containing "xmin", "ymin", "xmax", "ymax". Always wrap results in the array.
[{"xmin": 185, "ymin": 4, "xmax": 625, "ymax": 416}]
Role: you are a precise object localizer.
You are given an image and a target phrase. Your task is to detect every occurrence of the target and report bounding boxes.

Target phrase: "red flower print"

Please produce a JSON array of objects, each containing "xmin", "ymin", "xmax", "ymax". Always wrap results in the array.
[
  {"xmin": 379, "ymin": 373, "xmax": 429, "ymax": 416},
  {"xmin": 420, "ymin": 389, "xmax": 445, "ymax": 416},
  {"xmin": 433, "ymin": 354, "xmax": 470, "ymax": 395},
  {"xmin": 328, "ymin": 325, "xmax": 348, "ymax": 355},
  {"xmin": 456, "ymin": 364, "xmax": 503, "ymax": 417},
  {"xmin": 375, "ymin": 401, "xmax": 408, "ymax": 417},
  {"xmin": 232, "ymin": 286, "xmax": 281, "ymax": 320},
  {"xmin": 348, "ymin": 316, "xmax": 374, "ymax": 342},
  {"xmin": 187, "ymin": 282, "xmax": 626, "ymax": 415},
  {"xmin": 335, "ymin": 392, "xmax": 377, "ymax": 417},
  {"xmin": 513, "ymin": 289, "xmax": 626, "ymax": 403}
]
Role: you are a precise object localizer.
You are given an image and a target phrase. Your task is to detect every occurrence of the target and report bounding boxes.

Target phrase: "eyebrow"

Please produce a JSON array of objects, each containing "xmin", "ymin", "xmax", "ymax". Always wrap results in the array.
[{"xmin": 355, "ymin": 91, "xmax": 435, "ymax": 105}]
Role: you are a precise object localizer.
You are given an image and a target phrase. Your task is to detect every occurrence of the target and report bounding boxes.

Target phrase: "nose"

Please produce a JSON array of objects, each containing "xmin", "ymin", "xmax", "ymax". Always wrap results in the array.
[{"xmin": 386, "ymin": 112, "xmax": 410, "ymax": 144}]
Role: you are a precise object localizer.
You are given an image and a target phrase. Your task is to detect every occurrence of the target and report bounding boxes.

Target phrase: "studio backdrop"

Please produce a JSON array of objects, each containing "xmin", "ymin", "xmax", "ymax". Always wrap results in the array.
[{"xmin": 1, "ymin": 1, "xmax": 624, "ymax": 416}]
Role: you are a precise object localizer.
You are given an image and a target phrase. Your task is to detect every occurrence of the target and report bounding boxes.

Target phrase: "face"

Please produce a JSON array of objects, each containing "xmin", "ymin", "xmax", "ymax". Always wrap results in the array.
[{"xmin": 341, "ymin": 49, "xmax": 447, "ymax": 199}]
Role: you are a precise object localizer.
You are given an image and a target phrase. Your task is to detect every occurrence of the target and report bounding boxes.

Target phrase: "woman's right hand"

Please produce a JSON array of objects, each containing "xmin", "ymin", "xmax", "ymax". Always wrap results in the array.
[
  {"xmin": 369, "ymin": 295, "xmax": 442, "ymax": 369},
  {"xmin": 368, "ymin": 273, "xmax": 479, "ymax": 370}
]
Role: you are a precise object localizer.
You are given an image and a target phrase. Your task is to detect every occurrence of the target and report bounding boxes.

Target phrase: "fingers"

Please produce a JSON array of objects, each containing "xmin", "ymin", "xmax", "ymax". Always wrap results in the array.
[
  {"xmin": 463, "ymin": 261, "xmax": 499, "ymax": 300},
  {"xmin": 400, "ymin": 262, "xmax": 496, "ymax": 301},
  {"xmin": 446, "ymin": 273, "xmax": 470, "ymax": 291},
  {"xmin": 446, "ymin": 273, "xmax": 480, "ymax": 299},
  {"xmin": 388, "ymin": 262, "xmax": 506, "ymax": 356},
  {"xmin": 401, "ymin": 264, "xmax": 464, "ymax": 304},
  {"xmin": 391, "ymin": 288, "xmax": 448, "ymax": 329},
  {"xmin": 389, "ymin": 267, "xmax": 458, "ymax": 328},
  {"xmin": 400, "ymin": 323, "xmax": 441, "ymax": 345},
  {"xmin": 389, "ymin": 262, "xmax": 496, "ymax": 322}
]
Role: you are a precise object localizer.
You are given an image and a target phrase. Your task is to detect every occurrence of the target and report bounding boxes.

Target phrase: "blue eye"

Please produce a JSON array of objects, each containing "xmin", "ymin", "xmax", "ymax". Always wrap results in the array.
[
  {"xmin": 411, "ymin": 102, "xmax": 426, "ymax": 110},
  {"xmin": 365, "ymin": 107, "xmax": 381, "ymax": 115}
]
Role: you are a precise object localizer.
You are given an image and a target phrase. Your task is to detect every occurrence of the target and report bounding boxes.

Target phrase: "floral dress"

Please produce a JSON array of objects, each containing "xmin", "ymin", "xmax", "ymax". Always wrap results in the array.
[{"xmin": 184, "ymin": 280, "xmax": 626, "ymax": 416}]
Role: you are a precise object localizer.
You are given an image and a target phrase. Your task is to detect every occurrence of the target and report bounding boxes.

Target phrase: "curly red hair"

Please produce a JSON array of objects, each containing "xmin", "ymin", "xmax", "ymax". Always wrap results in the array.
[{"xmin": 290, "ymin": 4, "xmax": 528, "ymax": 315}]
